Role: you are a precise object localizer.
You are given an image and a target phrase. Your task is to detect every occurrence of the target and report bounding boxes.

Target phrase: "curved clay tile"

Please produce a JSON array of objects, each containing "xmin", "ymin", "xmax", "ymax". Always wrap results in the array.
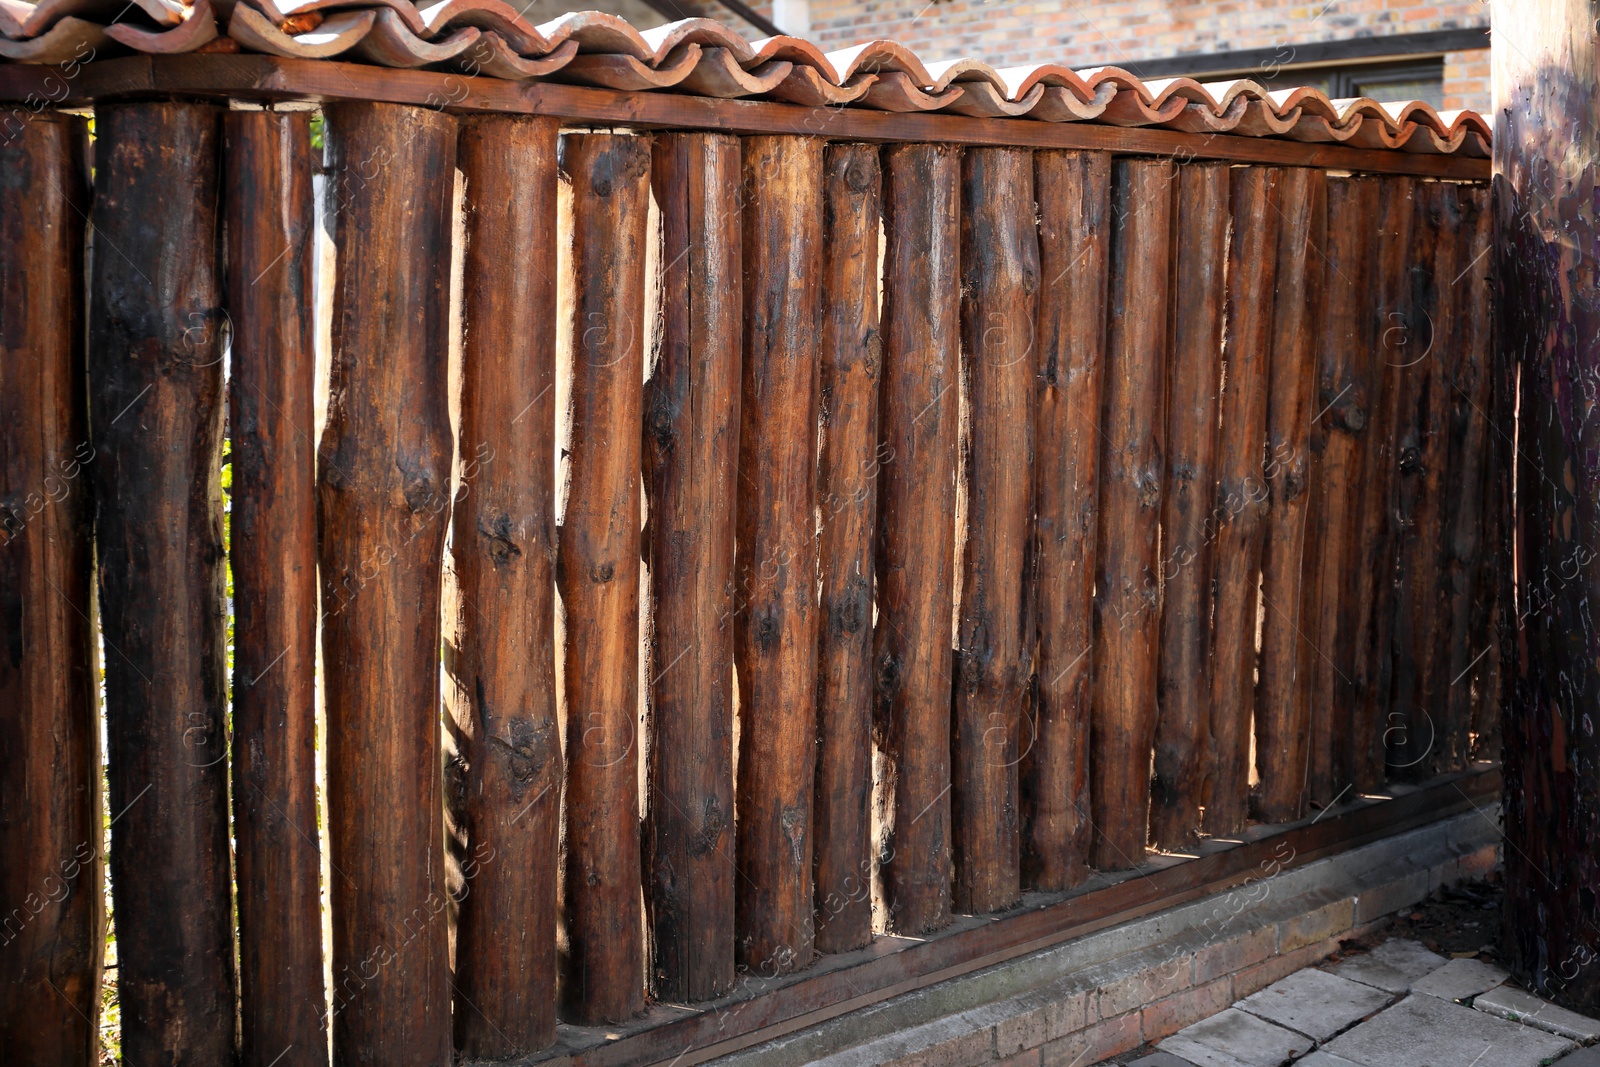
[
  {"xmin": 1135, "ymin": 75, "xmax": 1225, "ymax": 109},
  {"xmin": 352, "ymin": 6, "xmax": 474, "ymax": 66},
  {"xmin": 241, "ymin": 0, "xmax": 424, "ymax": 36},
  {"xmin": 855, "ymin": 68, "xmax": 961, "ymax": 112},
  {"xmin": 1097, "ymin": 89, "xmax": 1188, "ymax": 126},
  {"xmin": 826, "ymin": 40, "xmax": 933, "ymax": 86},
  {"xmin": 0, "ymin": 13, "xmax": 104, "ymax": 58},
  {"xmin": 750, "ymin": 34, "xmax": 839, "ymax": 82},
  {"xmin": 1279, "ymin": 111, "xmax": 1367, "ymax": 144},
  {"xmin": 105, "ymin": 0, "xmax": 215, "ymax": 51},
  {"xmin": 1, "ymin": 0, "xmax": 186, "ymax": 39},
  {"xmin": 227, "ymin": 3, "xmax": 372, "ymax": 58},
  {"xmin": 1231, "ymin": 98, "xmax": 1302, "ymax": 137},
  {"xmin": 1024, "ymin": 82, "xmax": 1116, "ymax": 122},
  {"xmin": 1268, "ymin": 85, "xmax": 1342, "ymax": 123},
  {"xmin": 765, "ymin": 62, "xmax": 871, "ymax": 106},
  {"xmin": 941, "ymin": 79, "xmax": 1043, "ymax": 118},
  {"xmin": 1162, "ymin": 95, "xmax": 1252, "ymax": 135},
  {"xmin": 993, "ymin": 63, "xmax": 1096, "ymax": 102},
  {"xmin": 454, "ymin": 32, "xmax": 573, "ymax": 78},
  {"xmin": 535, "ymin": 10, "xmax": 651, "ymax": 61},
  {"xmin": 416, "ymin": 0, "xmax": 548, "ymax": 55},
  {"xmin": 639, "ymin": 17, "xmax": 754, "ymax": 66},
  {"xmin": 922, "ymin": 56, "xmax": 1008, "ymax": 95},
  {"xmin": 552, "ymin": 40, "xmax": 699, "ymax": 90},
  {"xmin": 676, "ymin": 45, "xmax": 788, "ymax": 98}
]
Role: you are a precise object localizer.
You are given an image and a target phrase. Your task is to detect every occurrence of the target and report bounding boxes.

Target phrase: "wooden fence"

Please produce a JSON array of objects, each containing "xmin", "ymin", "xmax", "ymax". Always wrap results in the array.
[{"xmin": 0, "ymin": 61, "xmax": 1498, "ymax": 1067}]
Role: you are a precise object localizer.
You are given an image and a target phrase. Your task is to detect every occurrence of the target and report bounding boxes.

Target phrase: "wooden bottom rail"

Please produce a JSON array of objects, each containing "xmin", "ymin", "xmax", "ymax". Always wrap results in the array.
[{"xmin": 505, "ymin": 763, "xmax": 1500, "ymax": 1067}]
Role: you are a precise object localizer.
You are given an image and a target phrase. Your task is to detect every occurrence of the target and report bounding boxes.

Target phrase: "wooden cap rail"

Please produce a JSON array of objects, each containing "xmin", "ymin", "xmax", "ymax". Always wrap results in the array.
[{"xmin": 0, "ymin": 66, "xmax": 1499, "ymax": 1067}]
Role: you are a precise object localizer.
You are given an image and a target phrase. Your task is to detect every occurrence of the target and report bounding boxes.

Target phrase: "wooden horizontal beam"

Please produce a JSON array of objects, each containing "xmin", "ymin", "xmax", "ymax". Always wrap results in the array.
[
  {"xmin": 515, "ymin": 763, "xmax": 1500, "ymax": 1067},
  {"xmin": 0, "ymin": 54, "xmax": 1490, "ymax": 179}
]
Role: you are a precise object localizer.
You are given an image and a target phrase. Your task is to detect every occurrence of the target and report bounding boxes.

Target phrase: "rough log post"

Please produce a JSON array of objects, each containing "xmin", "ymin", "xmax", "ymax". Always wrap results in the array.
[
  {"xmin": 318, "ymin": 101, "xmax": 454, "ymax": 1065},
  {"xmin": 645, "ymin": 130, "xmax": 740, "ymax": 999},
  {"xmin": 89, "ymin": 102, "xmax": 238, "ymax": 1065},
  {"xmin": 1205, "ymin": 166, "xmax": 1279, "ymax": 836},
  {"xmin": 1349, "ymin": 176, "xmax": 1415, "ymax": 790},
  {"xmin": 876, "ymin": 142, "xmax": 959, "ymax": 930},
  {"xmin": 1150, "ymin": 162, "xmax": 1228, "ymax": 851},
  {"xmin": 736, "ymin": 134, "xmax": 823, "ymax": 972},
  {"xmin": 813, "ymin": 142, "xmax": 881, "ymax": 954},
  {"xmin": 953, "ymin": 146, "xmax": 1038, "ymax": 914},
  {"xmin": 1089, "ymin": 159, "xmax": 1171, "ymax": 869},
  {"xmin": 0, "ymin": 111, "xmax": 98, "ymax": 1066},
  {"xmin": 448, "ymin": 114, "xmax": 563, "ymax": 1054},
  {"xmin": 1254, "ymin": 167, "xmax": 1326, "ymax": 823},
  {"xmin": 1023, "ymin": 150, "xmax": 1109, "ymax": 890},
  {"xmin": 224, "ymin": 109, "xmax": 328, "ymax": 1067},
  {"xmin": 1304, "ymin": 176, "xmax": 1380, "ymax": 805},
  {"xmin": 1434, "ymin": 185, "xmax": 1492, "ymax": 774},
  {"xmin": 558, "ymin": 131, "xmax": 650, "ymax": 1022},
  {"xmin": 1387, "ymin": 181, "xmax": 1457, "ymax": 779},
  {"xmin": 1492, "ymin": 0, "xmax": 1600, "ymax": 1011}
]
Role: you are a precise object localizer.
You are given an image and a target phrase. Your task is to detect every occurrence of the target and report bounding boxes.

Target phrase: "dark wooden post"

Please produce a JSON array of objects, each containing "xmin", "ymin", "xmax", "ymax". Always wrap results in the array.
[
  {"xmin": 645, "ymin": 130, "xmax": 740, "ymax": 998},
  {"xmin": 558, "ymin": 131, "xmax": 650, "ymax": 1023},
  {"xmin": 0, "ymin": 111, "xmax": 98, "ymax": 1067},
  {"xmin": 1492, "ymin": 0, "xmax": 1600, "ymax": 1012},
  {"xmin": 224, "ymin": 108, "xmax": 328, "ymax": 1067},
  {"xmin": 1150, "ymin": 162, "xmax": 1228, "ymax": 851},
  {"xmin": 88, "ymin": 102, "xmax": 238, "ymax": 1066},
  {"xmin": 1205, "ymin": 166, "xmax": 1279, "ymax": 836},
  {"xmin": 876, "ymin": 142, "xmax": 959, "ymax": 931},
  {"xmin": 448, "ymin": 113, "xmax": 563, "ymax": 1054},
  {"xmin": 953, "ymin": 146, "xmax": 1038, "ymax": 914},
  {"xmin": 813, "ymin": 142, "xmax": 881, "ymax": 954},
  {"xmin": 1254, "ymin": 167, "xmax": 1326, "ymax": 823},
  {"xmin": 1024, "ymin": 150, "xmax": 1109, "ymax": 890},
  {"xmin": 1089, "ymin": 159, "xmax": 1171, "ymax": 869},
  {"xmin": 318, "ymin": 101, "xmax": 455, "ymax": 1065},
  {"xmin": 735, "ymin": 134, "xmax": 823, "ymax": 973}
]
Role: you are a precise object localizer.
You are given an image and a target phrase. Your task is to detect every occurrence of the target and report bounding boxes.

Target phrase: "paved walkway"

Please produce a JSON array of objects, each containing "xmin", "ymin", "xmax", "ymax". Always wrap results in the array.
[{"xmin": 1104, "ymin": 939, "xmax": 1600, "ymax": 1067}]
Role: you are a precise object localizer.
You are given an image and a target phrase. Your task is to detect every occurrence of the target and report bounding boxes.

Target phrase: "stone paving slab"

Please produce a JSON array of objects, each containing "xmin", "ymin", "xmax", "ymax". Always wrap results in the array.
[
  {"xmin": 1473, "ymin": 983, "xmax": 1600, "ymax": 1043},
  {"xmin": 1295, "ymin": 1053, "xmax": 1365, "ymax": 1067},
  {"xmin": 1157, "ymin": 1007, "xmax": 1313, "ymax": 1067},
  {"xmin": 1321, "ymin": 992, "xmax": 1574, "ymax": 1067},
  {"xmin": 1127, "ymin": 1054, "xmax": 1203, "ymax": 1067},
  {"xmin": 1327, "ymin": 938, "xmax": 1447, "ymax": 994},
  {"xmin": 1410, "ymin": 957, "xmax": 1510, "ymax": 1002},
  {"xmin": 1553, "ymin": 1047, "xmax": 1600, "ymax": 1066},
  {"xmin": 1234, "ymin": 967, "xmax": 1391, "ymax": 1041}
]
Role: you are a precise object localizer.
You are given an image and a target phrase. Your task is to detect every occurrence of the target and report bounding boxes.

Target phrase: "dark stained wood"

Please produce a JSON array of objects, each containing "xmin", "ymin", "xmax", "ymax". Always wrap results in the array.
[
  {"xmin": 1303, "ymin": 176, "xmax": 1381, "ymax": 806},
  {"xmin": 0, "ymin": 111, "xmax": 98, "ymax": 1067},
  {"xmin": 558, "ymin": 131, "xmax": 651, "ymax": 1023},
  {"xmin": 1253, "ymin": 167, "xmax": 1327, "ymax": 823},
  {"xmin": 88, "ymin": 101, "xmax": 237, "ymax": 1066},
  {"xmin": 1204, "ymin": 165, "xmax": 1279, "ymax": 837},
  {"xmin": 1386, "ymin": 180, "xmax": 1458, "ymax": 780},
  {"xmin": 447, "ymin": 113, "xmax": 563, "ymax": 1055},
  {"xmin": 1089, "ymin": 158, "xmax": 1171, "ymax": 869},
  {"xmin": 317, "ymin": 101, "xmax": 455, "ymax": 1065},
  {"xmin": 644, "ymin": 131, "xmax": 740, "ymax": 998},
  {"xmin": 1150, "ymin": 162, "xmax": 1228, "ymax": 851},
  {"xmin": 223, "ymin": 108, "xmax": 328, "ymax": 1067},
  {"xmin": 812, "ymin": 142, "xmax": 881, "ymax": 954},
  {"xmin": 1434, "ymin": 184, "xmax": 1492, "ymax": 775},
  {"xmin": 1348, "ymin": 176, "xmax": 1416, "ymax": 791},
  {"xmin": 952, "ymin": 146, "xmax": 1038, "ymax": 913},
  {"xmin": 875, "ymin": 142, "xmax": 959, "ymax": 930},
  {"xmin": 0, "ymin": 56, "xmax": 1493, "ymax": 181},
  {"xmin": 1494, "ymin": 0, "xmax": 1600, "ymax": 1011},
  {"xmin": 735, "ymin": 134, "xmax": 823, "ymax": 973},
  {"xmin": 1022, "ymin": 150, "xmax": 1110, "ymax": 891}
]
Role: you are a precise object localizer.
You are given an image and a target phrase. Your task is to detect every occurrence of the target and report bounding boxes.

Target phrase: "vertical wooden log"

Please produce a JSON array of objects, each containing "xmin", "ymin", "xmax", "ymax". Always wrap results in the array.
[
  {"xmin": 1435, "ymin": 185, "xmax": 1492, "ymax": 774},
  {"xmin": 1024, "ymin": 151, "xmax": 1109, "ymax": 890},
  {"xmin": 876, "ymin": 142, "xmax": 959, "ymax": 931},
  {"xmin": 318, "ymin": 102, "xmax": 454, "ymax": 1065},
  {"xmin": 1150, "ymin": 162, "xmax": 1228, "ymax": 851},
  {"xmin": 1205, "ymin": 166, "xmax": 1279, "ymax": 837},
  {"xmin": 644, "ymin": 131, "xmax": 740, "ymax": 999},
  {"xmin": 0, "ymin": 112, "xmax": 98, "ymax": 1067},
  {"xmin": 1492, "ymin": 0, "xmax": 1600, "ymax": 1011},
  {"xmin": 1387, "ymin": 181, "xmax": 1458, "ymax": 779},
  {"xmin": 736, "ymin": 134, "xmax": 823, "ymax": 972},
  {"xmin": 224, "ymin": 109, "xmax": 328, "ymax": 1067},
  {"xmin": 1254, "ymin": 168, "xmax": 1327, "ymax": 823},
  {"xmin": 88, "ymin": 102, "xmax": 237, "ymax": 1065},
  {"xmin": 1348, "ymin": 176, "xmax": 1415, "ymax": 790},
  {"xmin": 813, "ymin": 142, "xmax": 881, "ymax": 953},
  {"xmin": 558, "ymin": 131, "xmax": 649, "ymax": 1023},
  {"xmin": 1089, "ymin": 159, "xmax": 1171, "ymax": 869},
  {"xmin": 447, "ymin": 114, "xmax": 562, "ymax": 1055},
  {"xmin": 952, "ymin": 147, "xmax": 1037, "ymax": 913},
  {"xmin": 1303, "ymin": 176, "xmax": 1380, "ymax": 806}
]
